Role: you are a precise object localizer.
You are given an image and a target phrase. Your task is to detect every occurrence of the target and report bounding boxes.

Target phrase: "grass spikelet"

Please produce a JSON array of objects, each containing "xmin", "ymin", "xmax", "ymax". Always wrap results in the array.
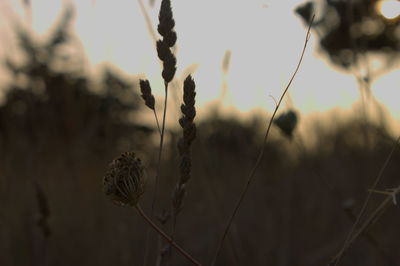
[
  {"xmin": 156, "ymin": 0, "xmax": 177, "ymax": 83},
  {"xmin": 139, "ymin": 79, "xmax": 155, "ymax": 110},
  {"xmin": 157, "ymin": 0, "xmax": 175, "ymax": 39},
  {"xmin": 173, "ymin": 74, "xmax": 196, "ymax": 217}
]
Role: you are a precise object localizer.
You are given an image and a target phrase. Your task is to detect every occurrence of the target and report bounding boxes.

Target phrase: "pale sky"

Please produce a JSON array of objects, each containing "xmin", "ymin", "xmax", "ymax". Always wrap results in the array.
[{"xmin": 1, "ymin": 0, "xmax": 400, "ymax": 136}]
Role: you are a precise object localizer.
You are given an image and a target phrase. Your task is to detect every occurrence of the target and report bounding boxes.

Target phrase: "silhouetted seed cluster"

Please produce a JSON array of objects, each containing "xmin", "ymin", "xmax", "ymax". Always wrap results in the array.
[
  {"xmin": 173, "ymin": 75, "xmax": 196, "ymax": 215},
  {"xmin": 139, "ymin": 79, "xmax": 155, "ymax": 110},
  {"xmin": 156, "ymin": 0, "xmax": 177, "ymax": 83},
  {"xmin": 103, "ymin": 152, "xmax": 145, "ymax": 207}
]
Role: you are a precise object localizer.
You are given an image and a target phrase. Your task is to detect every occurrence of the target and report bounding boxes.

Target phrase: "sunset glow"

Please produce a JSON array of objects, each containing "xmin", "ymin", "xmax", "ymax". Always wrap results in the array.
[
  {"xmin": 1, "ymin": 0, "xmax": 400, "ymax": 125},
  {"xmin": 377, "ymin": 0, "xmax": 400, "ymax": 19}
]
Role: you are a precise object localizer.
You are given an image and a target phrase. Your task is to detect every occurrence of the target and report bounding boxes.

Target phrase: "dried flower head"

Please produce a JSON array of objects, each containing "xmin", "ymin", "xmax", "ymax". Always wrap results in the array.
[{"xmin": 103, "ymin": 152, "xmax": 145, "ymax": 206}]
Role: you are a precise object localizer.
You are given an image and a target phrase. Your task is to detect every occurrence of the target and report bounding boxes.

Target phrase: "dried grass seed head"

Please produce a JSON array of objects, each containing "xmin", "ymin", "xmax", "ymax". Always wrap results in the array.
[
  {"xmin": 183, "ymin": 76, "xmax": 196, "ymax": 108},
  {"xmin": 157, "ymin": 0, "xmax": 175, "ymax": 39},
  {"xmin": 164, "ymin": 30, "xmax": 177, "ymax": 47},
  {"xmin": 103, "ymin": 152, "xmax": 145, "ymax": 207},
  {"xmin": 180, "ymin": 105, "xmax": 196, "ymax": 123},
  {"xmin": 173, "ymin": 184, "xmax": 186, "ymax": 215},
  {"xmin": 139, "ymin": 79, "xmax": 155, "ymax": 110},
  {"xmin": 156, "ymin": 40, "xmax": 170, "ymax": 61},
  {"xmin": 179, "ymin": 155, "xmax": 192, "ymax": 184},
  {"xmin": 162, "ymin": 52, "xmax": 177, "ymax": 82},
  {"xmin": 179, "ymin": 75, "xmax": 197, "ymax": 146}
]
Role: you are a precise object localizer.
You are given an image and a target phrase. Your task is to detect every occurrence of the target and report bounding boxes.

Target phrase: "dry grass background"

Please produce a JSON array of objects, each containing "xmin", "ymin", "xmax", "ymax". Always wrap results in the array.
[
  {"xmin": 2, "ymin": 102, "xmax": 400, "ymax": 266},
  {"xmin": 1, "ymin": 1, "xmax": 400, "ymax": 266}
]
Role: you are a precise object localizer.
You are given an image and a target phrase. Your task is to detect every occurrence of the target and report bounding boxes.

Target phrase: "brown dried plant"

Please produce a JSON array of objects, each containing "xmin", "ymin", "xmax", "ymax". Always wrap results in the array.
[
  {"xmin": 139, "ymin": 79, "xmax": 161, "ymax": 135},
  {"xmin": 151, "ymin": 0, "xmax": 177, "ymax": 214},
  {"xmin": 103, "ymin": 152, "xmax": 145, "ymax": 207},
  {"xmin": 139, "ymin": 0, "xmax": 182, "ymax": 264},
  {"xmin": 172, "ymin": 74, "xmax": 197, "ymax": 232},
  {"xmin": 103, "ymin": 152, "xmax": 201, "ymax": 266}
]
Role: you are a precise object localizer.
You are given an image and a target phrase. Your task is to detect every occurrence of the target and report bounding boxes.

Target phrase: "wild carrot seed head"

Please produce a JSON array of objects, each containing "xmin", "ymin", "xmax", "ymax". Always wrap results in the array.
[{"xmin": 103, "ymin": 152, "xmax": 145, "ymax": 207}]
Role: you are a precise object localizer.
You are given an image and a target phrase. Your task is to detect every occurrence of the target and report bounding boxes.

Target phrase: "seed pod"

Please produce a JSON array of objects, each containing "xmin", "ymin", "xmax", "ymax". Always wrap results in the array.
[{"xmin": 103, "ymin": 152, "xmax": 145, "ymax": 207}]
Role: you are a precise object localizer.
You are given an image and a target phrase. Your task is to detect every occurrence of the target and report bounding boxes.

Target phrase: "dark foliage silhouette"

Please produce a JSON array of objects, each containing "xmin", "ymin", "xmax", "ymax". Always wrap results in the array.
[{"xmin": 296, "ymin": 0, "xmax": 400, "ymax": 69}]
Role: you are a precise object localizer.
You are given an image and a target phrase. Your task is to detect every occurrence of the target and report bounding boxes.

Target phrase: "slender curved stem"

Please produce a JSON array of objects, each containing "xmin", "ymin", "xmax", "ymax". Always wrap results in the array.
[
  {"xmin": 210, "ymin": 16, "xmax": 314, "ymax": 266},
  {"xmin": 135, "ymin": 205, "xmax": 202, "ymax": 266}
]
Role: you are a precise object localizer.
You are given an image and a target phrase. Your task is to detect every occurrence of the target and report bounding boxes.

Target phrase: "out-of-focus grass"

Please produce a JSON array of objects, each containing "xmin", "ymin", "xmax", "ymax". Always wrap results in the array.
[{"xmin": 2, "ymin": 102, "xmax": 400, "ymax": 266}]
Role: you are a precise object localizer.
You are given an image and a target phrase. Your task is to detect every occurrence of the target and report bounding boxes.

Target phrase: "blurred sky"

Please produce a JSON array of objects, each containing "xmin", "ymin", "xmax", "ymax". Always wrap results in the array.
[{"xmin": 1, "ymin": 0, "xmax": 400, "ymax": 128}]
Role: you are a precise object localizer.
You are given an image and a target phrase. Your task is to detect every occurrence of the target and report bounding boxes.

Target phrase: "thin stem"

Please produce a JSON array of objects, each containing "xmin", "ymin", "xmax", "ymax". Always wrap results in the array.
[
  {"xmin": 143, "ymin": 81, "xmax": 169, "ymax": 266},
  {"xmin": 210, "ymin": 16, "xmax": 314, "ymax": 266},
  {"xmin": 152, "ymin": 81, "xmax": 169, "ymax": 213},
  {"xmin": 135, "ymin": 205, "xmax": 202, "ymax": 266},
  {"xmin": 153, "ymin": 109, "xmax": 162, "ymax": 136},
  {"xmin": 332, "ymin": 135, "xmax": 400, "ymax": 265}
]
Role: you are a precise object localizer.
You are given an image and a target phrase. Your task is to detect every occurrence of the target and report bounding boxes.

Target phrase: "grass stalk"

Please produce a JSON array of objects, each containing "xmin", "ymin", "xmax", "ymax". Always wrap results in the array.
[
  {"xmin": 153, "ymin": 109, "xmax": 162, "ymax": 136},
  {"xmin": 143, "ymin": 81, "xmax": 169, "ymax": 265},
  {"xmin": 152, "ymin": 81, "xmax": 169, "ymax": 214},
  {"xmin": 135, "ymin": 204, "xmax": 202, "ymax": 266},
  {"xmin": 143, "ymin": 0, "xmax": 177, "ymax": 263},
  {"xmin": 210, "ymin": 15, "xmax": 314, "ymax": 266}
]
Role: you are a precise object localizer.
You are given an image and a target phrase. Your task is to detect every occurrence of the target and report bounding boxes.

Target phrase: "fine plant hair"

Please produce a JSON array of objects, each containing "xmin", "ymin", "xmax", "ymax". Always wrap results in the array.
[
  {"xmin": 210, "ymin": 15, "xmax": 315, "ymax": 266},
  {"xmin": 172, "ymin": 75, "xmax": 197, "ymax": 234},
  {"xmin": 102, "ymin": 152, "xmax": 201, "ymax": 265},
  {"xmin": 331, "ymin": 135, "xmax": 400, "ymax": 265}
]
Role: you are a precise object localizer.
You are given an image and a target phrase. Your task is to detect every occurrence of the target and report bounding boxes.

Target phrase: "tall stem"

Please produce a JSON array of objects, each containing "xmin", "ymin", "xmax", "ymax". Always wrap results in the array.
[
  {"xmin": 210, "ymin": 16, "xmax": 314, "ymax": 266},
  {"xmin": 152, "ymin": 81, "xmax": 168, "ymax": 213},
  {"xmin": 143, "ymin": 81, "xmax": 169, "ymax": 265}
]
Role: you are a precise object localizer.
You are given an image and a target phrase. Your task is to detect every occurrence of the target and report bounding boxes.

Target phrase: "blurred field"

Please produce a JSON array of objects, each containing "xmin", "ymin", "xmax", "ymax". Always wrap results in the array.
[{"xmin": 1, "ymin": 71, "xmax": 400, "ymax": 266}]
